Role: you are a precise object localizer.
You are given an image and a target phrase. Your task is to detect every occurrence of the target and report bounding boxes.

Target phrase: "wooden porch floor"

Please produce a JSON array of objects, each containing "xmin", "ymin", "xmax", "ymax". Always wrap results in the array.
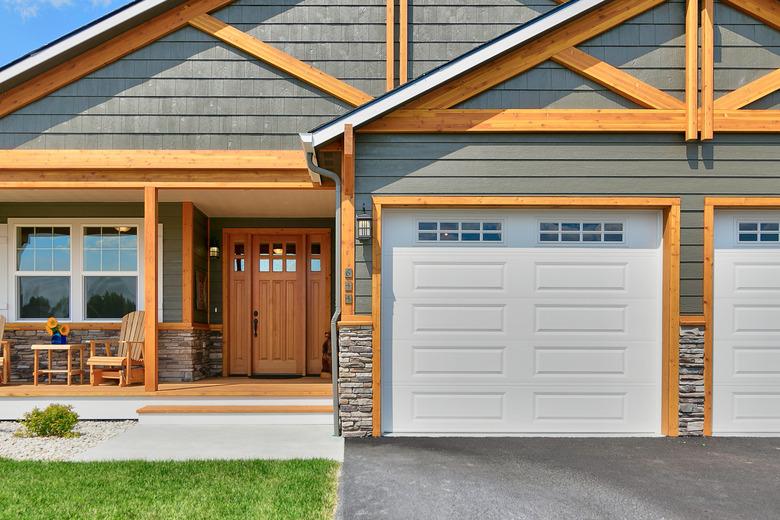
[{"xmin": 0, "ymin": 377, "xmax": 332, "ymax": 398}]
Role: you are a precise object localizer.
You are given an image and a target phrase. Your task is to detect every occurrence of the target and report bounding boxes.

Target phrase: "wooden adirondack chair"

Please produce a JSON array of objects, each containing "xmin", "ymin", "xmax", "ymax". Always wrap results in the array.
[
  {"xmin": 87, "ymin": 311, "xmax": 145, "ymax": 387},
  {"xmin": 0, "ymin": 315, "xmax": 9, "ymax": 385}
]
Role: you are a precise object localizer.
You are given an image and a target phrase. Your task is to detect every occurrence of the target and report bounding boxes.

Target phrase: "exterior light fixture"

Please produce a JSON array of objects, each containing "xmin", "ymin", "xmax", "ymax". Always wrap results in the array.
[
  {"xmin": 356, "ymin": 204, "xmax": 372, "ymax": 241},
  {"xmin": 209, "ymin": 241, "xmax": 221, "ymax": 258}
]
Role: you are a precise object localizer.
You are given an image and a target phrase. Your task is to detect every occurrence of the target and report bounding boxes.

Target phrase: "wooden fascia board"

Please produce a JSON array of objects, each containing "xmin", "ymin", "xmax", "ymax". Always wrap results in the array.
[
  {"xmin": 359, "ymin": 109, "xmax": 688, "ymax": 133},
  {"xmin": 188, "ymin": 14, "xmax": 372, "ymax": 107},
  {"xmin": 0, "ymin": 150, "xmax": 308, "ymax": 170},
  {"xmin": 720, "ymin": 0, "xmax": 780, "ymax": 31},
  {"xmin": 551, "ymin": 48, "xmax": 685, "ymax": 110},
  {"xmin": 405, "ymin": 0, "xmax": 666, "ymax": 109},
  {"xmin": 714, "ymin": 69, "xmax": 780, "ymax": 110},
  {"xmin": 0, "ymin": 0, "xmax": 235, "ymax": 119}
]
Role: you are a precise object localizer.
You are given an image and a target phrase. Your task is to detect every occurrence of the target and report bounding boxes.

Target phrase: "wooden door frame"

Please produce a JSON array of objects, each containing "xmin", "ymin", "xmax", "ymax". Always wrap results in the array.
[
  {"xmin": 222, "ymin": 227, "xmax": 333, "ymax": 376},
  {"xmin": 370, "ymin": 196, "xmax": 681, "ymax": 437},
  {"xmin": 702, "ymin": 197, "xmax": 780, "ymax": 436}
]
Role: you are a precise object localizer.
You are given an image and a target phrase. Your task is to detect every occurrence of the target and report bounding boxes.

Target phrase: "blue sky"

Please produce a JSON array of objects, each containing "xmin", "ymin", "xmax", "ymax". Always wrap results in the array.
[{"xmin": 0, "ymin": 0, "xmax": 131, "ymax": 68}]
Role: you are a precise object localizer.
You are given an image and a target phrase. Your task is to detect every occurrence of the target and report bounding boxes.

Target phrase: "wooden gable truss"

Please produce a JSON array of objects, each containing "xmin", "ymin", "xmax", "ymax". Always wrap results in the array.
[{"xmin": 365, "ymin": 0, "xmax": 780, "ymax": 140}]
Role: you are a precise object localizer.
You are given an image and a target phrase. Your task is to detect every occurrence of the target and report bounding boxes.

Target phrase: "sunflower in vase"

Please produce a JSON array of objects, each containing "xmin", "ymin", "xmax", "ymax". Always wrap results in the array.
[{"xmin": 45, "ymin": 317, "xmax": 70, "ymax": 345}]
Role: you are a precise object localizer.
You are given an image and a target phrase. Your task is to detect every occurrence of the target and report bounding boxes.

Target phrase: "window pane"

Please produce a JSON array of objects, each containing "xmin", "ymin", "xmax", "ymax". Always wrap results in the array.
[
  {"xmin": 286, "ymin": 259, "xmax": 297, "ymax": 272},
  {"xmin": 562, "ymin": 233, "xmax": 581, "ymax": 242},
  {"xmin": 604, "ymin": 223, "xmax": 624, "ymax": 232},
  {"xmin": 272, "ymin": 243, "xmax": 283, "ymax": 255},
  {"xmin": 761, "ymin": 233, "xmax": 779, "ymax": 242},
  {"xmin": 583, "ymin": 233, "xmax": 601, "ymax": 242},
  {"xmin": 84, "ymin": 276, "xmax": 137, "ymax": 319},
  {"xmin": 53, "ymin": 228, "xmax": 70, "ymax": 249},
  {"xmin": 273, "ymin": 259, "xmax": 283, "ymax": 272},
  {"xmin": 761, "ymin": 223, "xmax": 780, "ymax": 231},
  {"xmin": 562, "ymin": 223, "xmax": 580, "ymax": 232},
  {"xmin": 582, "ymin": 223, "xmax": 601, "ymax": 232},
  {"xmin": 286, "ymin": 243, "xmax": 296, "ymax": 255},
  {"xmin": 540, "ymin": 233, "xmax": 559, "ymax": 242},
  {"xmin": 53, "ymin": 250, "xmax": 70, "ymax": 271},
  {"xmin": 418, "ymin": 232, "xmax": 437, "ymax": 241},
  {"xmin": 84, "ymin": 227, "xmax": 102, "ymax": 248},
  {"xmin": 35, "ymin": 249, "xmax": 53, "ymax": 271},
  {"xmin": 119, "ymin": 228, "xmax": 137, "ymax": 249},
  {"xmin": 418, "ymin": 222, "xmax": 437, "ymax": 231},
  {"xmin": 101, "ymin": 228, "xmax": 119, "ymax": 249},
  {"xmin": 234, "ymin": 259, "xmax": 245, "ymax": 272},
  {"xmin": 483, "ymin": 222, "xmax": 501, "ymax": 231},
  {"xmin": 311, "ymin": 259, "xmax": 321, "ymax": 272},
  {"xmin": 311, "ymin": 243, "xmax": 321, "ymax": 255},
  {"xmin": 739, "ymin": 233, "xmax": 758, "ymax": 242},
  {"xmin": 540, "ymin": 222, "xmax": 558, "ymax": 231},
  {"xmin": 31, "ymin": 228, "xmax": 53, "ymax": 249},
  {"xmin": 440, "ymin": 232, "xmax": 459, "ymax": 241},
  {"xmin": 235, "ymin": 243, "xmax": 246, "ymax": 256},
  {"xmin": 17, "ymin": 247, "xmax": 34, "ymax": 271},
  {"xmin": 483, "ymin": 233, "xmax": 502, "ymax": 242},
  {"xmin": 18, "ymin": 227, "xmax": 70, "ymax": 272},
  {"xmin": 604, "ymin": 233, "xmax": 623, "ymax": 242},
  {"xmin": 462, "ymin": 233, "xmax": 480, "ymax": 241},
  {"xmin": 18, "ymin": 276, "xmax": 70, "ymax": 319},
  {"xmin": 259, "ymin": 259, "xmax": 270, "ymax": 272},
  {"xmin": 440, "ymin": 222, "xmax": 458, "ymax": 231},
  {"xmin": 84, "ymin": 250, "xmax": 101, "ymax": 271},
  {"xmin": 739, "ymin": 222, "xmax": 758, "ymax": 232},
  {"xmin": 102, "ymin": 249, "xmax": 119, "ymax": 271},
  {"xmin": 120, "ymin": 250, "xmax": 137, "ymax": 271},
  {"xmin": 17, "ymin": 227, "xmax": 32, "ymax": 249},
  {"xmin": 462, "ymin": 222, "xmax": 480, "ymax": 231}
]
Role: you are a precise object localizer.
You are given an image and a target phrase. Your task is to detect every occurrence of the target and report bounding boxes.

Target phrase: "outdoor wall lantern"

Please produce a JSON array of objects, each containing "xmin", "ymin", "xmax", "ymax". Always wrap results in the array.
[
  {"xmin": 356, "ymin": 204, "xmax": 372, "ymax": 241},
  {"xmin": 209, "ymin": 241, "xmax": 221, "ymax": 258}
]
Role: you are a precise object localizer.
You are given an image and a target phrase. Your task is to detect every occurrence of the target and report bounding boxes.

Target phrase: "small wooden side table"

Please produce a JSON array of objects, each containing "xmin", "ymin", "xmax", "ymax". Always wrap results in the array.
[{"xmin": 31, "ymin": 344, "xmax": 87, "ymax": 386}]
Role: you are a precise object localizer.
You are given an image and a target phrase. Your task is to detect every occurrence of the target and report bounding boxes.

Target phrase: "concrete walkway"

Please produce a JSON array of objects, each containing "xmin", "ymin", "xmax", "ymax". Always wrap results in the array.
[
  {"xmin": 339, "ymin": 437, "xmax": 780, "ymax": 520},
  {"xmin": 74, "ymin": 424, "xmax": 343, "ymax": 461}
]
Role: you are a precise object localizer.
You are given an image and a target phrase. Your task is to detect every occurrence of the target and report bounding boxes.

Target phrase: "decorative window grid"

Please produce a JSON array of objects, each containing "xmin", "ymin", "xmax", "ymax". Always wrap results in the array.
[
  {"xmin": 539, "ymin": 221, "xmax": 625, "ymax": 243},
  {"xmin": 738, "ymin": 221, "xmax": 780, "ymax": 243},
  {"xmin": 417, "ymin": 221, "xmax": 503, "ymax": 243}
]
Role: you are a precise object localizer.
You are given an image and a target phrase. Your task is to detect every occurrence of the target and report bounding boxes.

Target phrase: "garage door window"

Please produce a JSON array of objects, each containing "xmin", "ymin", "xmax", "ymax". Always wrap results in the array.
[
  {"xmin": 539, "ymin": 221, "xmax": 624, "ymax": 244},
  {"xmin": 738, "ymin": 221, "xmax": 780, "ymax": 243},
  {"xmin": 417, "ymin": 221, "xmax": 502, "ymax": 243}
]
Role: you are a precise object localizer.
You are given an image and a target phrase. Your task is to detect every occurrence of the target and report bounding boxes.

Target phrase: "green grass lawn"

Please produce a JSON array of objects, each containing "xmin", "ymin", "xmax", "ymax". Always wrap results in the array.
[{"xmin": 0, "ymin": 459, "xmax": 339, "ymax": 520}]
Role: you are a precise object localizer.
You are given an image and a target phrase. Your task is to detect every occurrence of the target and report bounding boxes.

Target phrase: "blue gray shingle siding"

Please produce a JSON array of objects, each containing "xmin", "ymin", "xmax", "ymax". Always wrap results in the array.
[{"xmin": 352, "ymin": 133, "xmax": 780, "ymax": 316}]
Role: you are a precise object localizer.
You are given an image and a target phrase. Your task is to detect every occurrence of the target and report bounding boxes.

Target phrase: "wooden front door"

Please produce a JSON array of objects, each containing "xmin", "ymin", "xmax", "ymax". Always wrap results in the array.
[
  {"xmin": 251, "ymin": 235, "xmax": 305, "ymax": 374},
  {"xmin": 226, "ymin": 229, "xmax": 330, "ymax": 376}
]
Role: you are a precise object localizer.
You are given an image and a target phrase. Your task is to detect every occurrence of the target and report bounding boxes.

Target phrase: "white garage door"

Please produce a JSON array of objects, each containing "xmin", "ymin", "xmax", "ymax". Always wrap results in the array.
[
  {"xmin": 381, "ymin": 209, "xmax": 663, "ymax": 435},
  {"xmin": 714, "ymin": 210, "xmax": 780, "ymax": 436}
]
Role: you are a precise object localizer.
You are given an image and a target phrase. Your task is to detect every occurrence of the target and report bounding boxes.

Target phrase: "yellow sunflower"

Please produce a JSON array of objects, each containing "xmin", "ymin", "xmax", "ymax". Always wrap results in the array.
[
  {"xmin": 45, "ymin": 326, "xmax": 54, "ymax": 336},
  {"xmin": 59, "ymin": 324, "xmax": 70, "ymax": 336},
  {"xmin": 46, "ymin": 317, "xmax": 58, "ymax": 329}
]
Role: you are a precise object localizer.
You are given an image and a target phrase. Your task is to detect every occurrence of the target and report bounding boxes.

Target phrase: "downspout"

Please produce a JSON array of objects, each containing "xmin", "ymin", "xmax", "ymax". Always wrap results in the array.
[{"xmin": 300, "ymin": 133, "xmax": 341, "ymax": 436}]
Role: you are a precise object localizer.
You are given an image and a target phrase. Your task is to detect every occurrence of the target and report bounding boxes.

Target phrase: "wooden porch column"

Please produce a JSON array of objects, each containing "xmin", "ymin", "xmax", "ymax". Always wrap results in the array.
[{"xmin": 144, "ymin": 186, "xmax": 159, "ymax": 391}]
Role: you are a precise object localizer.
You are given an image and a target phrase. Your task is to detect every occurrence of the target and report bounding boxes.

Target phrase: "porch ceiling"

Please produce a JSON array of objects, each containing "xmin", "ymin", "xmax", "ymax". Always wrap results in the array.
[{"xmin": 0, "ymin": 188, "xmax": 335, "ymax": 217}]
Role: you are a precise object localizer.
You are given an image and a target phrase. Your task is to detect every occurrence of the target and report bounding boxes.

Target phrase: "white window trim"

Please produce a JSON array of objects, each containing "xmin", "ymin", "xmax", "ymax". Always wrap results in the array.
[
  {"xmin": 735, "ymin": 218, "xmax": 780, "ymax": 247},
  {"xmin": 535, "ymin": 218, "xmax": 627, "ymax": 247},
  {"xmin": 7, "ymin": 218, "xmax": 163, "ymax": 322},
  {"xmin": 414, "ymin": 218, "xmax": 506, "ymax": 246}
]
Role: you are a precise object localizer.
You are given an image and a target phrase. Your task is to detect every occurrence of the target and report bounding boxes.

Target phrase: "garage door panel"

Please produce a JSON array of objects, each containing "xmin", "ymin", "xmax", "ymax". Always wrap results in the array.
[
  {"xmin": 383, "ymin": 209, "xmax": 662, "ymax": 435},
  {"xmin": 390, "ymin": 385, "xmax": 660, "ymax": 434},
  {"xmin": 714, "ymin": 210, "xmax": 780, "ymax": 435}
]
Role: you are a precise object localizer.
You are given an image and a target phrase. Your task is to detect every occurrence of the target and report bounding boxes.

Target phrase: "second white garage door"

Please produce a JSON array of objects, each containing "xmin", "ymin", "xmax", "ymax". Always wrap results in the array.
[{"xmin": 381, "ymin": 209, "xmax": 663, "ymax": 435}]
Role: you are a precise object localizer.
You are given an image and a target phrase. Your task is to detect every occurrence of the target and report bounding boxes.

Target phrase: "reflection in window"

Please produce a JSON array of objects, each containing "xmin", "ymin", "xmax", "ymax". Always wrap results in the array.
[
  {"xmin": 17, "ymin": 227, "xmax": 70, "ymax": 272},
  {"xmin": 84, "ymin": 226, "xmax": 137, "ymax": 272},
  {"xmin": 417, "ymin": 221, "xmax": 503, "ymax": 243},
  {"xmin": 539, "ymin": 221, "xmax": 624, "ymax": 243},
  {"xmin": 84, "ymin": 276, "xmax": 137, "ymax": 319},
  {"xmin": 18, "ymin": 276, "xmax": 70, "ymax": 319},
  {"xmin": 739, "ymin": 222, "xmax": 780, "ymax": 243},
  {"xmin": 310, "ymin": 242, "xmax": 322, "ymax": 272},
  {"xmin": 234, "ymin": 241, "xmax": 246, "ymax": 272}
]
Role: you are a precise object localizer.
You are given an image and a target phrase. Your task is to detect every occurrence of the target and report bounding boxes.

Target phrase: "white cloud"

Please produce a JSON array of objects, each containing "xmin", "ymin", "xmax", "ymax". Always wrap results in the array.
[{"xmin": 3, "ymin": 0, "xmax": 114, "ymax": 19}]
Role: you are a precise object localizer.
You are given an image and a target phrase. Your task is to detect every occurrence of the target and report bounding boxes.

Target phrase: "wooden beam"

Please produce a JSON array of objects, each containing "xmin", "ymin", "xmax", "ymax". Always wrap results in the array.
[
  {"xmin": 371, "ymin": 199, "xmax": 383, "ymax": 437},
  {"xmin": 359, "ymin": 109, "xmax": 688, "ymax": 133},
  {"xmin": 399, "ymin": 0, "xmax": 409, "ymax": 84},
  {"xmin": 714, "ymin": 109, "xmax": 780, "ymax": 131},
  {"xmin": 0, "ymin": 150, "xmax": 308, "ymax": 171},
  {"xmin": 181, "ymin": 201, "xmax": 194, "ymax": 325},
  {"xmin": 551, "ymin": 48, "xmax": 686, "ymax": 110},
  {"xmin": 701, "ymin": 0, "xmax": 715, "ymax": 140},
  {"xmin": 663, "ymin": 203, "xmax": 681, "ymax": 436},
  {"xmin": 720, "ymin": 0, "xmax": 780, "ymax": 31},
  {"xmin": 702, "ymin": 201, "xmax": 714, "ymax": 436},
  {"xmin": 189, "ymin": 15, "xmax": 372, "ymax": 107},
  {"xmin": 680, "ymin": 315, "xmax": 706, "ymax": 326},
  {"xmin": 0, "ymin": 0, "xmax": 235, "ymax": 118},
  {"xmin": 685, "ymin": 0, "xmax": 699, "ymax": 140},
  {"xmin": 144, "ymin": 186, "xmax": 159, "ymax": 392},
  {"xmin": 406, "ymin": 0, "xmax": 665, "ymax": 109},
  {"xmin": 341, "ymin": 124, "xmax": 356, "ymax": 317},
  {"xmin": 714, "ymin": 69, "xmax": 780, "ymax": 110},
  {"xmin": 386, "ymin": 0, "xmax": 395, "ymax": 91}
]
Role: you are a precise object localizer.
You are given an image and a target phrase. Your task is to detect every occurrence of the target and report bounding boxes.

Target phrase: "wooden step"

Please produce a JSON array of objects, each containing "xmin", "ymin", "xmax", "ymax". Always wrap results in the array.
[{"xmin": 137, "ymin": 405, "xmax": 333, "ymax": 414}]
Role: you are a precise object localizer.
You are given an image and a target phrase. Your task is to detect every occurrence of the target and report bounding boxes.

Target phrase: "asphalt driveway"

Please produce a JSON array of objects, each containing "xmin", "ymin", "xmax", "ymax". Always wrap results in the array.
[{"xmin": 338, "ymin": 437, "xmax": 780, "ymax": 520}]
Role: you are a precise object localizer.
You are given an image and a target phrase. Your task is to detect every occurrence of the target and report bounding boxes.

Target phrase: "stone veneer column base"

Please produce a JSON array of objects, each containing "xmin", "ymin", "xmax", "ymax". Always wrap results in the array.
[
  {"xmin": 338, "ymin": 325, "xmax": 373, "ymax": 437},
  {"xmin": 679, "ymin": 326, "xmax": 705, "ymax": 436}
]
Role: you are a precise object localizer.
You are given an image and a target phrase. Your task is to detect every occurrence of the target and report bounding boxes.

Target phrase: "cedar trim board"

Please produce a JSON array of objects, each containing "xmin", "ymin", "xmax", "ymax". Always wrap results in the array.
[
  {"xmin": 303, "ymin": 0, "xmax": 620, "ymax": 148},
  {"xmin": 369, "ymin": 196, "xmax": 681, "ymax": 437},
  {"xmin": 701, "ymin": 197, "xmax": 780, "ymax": 436},
  {"xmin": 0, "ymin": 0, "xmax": 236, "ymax": 118}
]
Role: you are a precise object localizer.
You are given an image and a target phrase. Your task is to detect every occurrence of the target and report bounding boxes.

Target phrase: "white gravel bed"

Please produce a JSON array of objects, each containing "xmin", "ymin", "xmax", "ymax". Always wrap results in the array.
[{"xmin": 0, "ymin": 421, "xmax": 136, "ymax": 461}]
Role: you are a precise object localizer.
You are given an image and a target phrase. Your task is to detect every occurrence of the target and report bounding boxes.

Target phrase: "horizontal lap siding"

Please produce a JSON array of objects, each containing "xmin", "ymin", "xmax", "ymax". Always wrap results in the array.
[
  {"xmin": 353, "ymin": 134, "xmax": 780, "ymax": 316},
  {"xmin": 0, "ymin": 202, "xmax": 182, "ymax": 322},
  {"xmin": 0, "ymin": 0, "xmax": 385, "ymax": 149}
]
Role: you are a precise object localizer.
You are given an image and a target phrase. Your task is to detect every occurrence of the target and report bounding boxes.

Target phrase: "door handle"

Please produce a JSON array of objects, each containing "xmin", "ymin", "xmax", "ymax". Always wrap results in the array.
[{"xmin": 253, "ymin": 310, "xmax": 259, "ymax": 337}]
